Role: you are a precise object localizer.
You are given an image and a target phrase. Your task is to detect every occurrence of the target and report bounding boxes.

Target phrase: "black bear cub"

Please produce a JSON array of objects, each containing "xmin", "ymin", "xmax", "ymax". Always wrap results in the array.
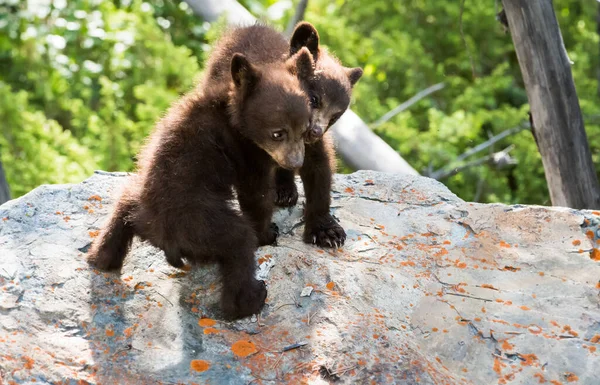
[
  {"xmin": 205, "ymin": 23, "xmax": 362, "ymax": 248},
  {"xmin": 87, "ymin": 31, "xmax": 316, "ymax": 319}
]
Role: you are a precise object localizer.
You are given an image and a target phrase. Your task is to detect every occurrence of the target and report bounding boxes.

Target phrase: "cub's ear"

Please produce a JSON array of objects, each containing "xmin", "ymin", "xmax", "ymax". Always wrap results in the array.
[
  {"xmin": 231, "ymin": 53, "xmax": 259, "ymax": 89},
  {"xmin": 290, "ymin": 22, "xmax": 319, "ymax": 62},
  {"xmin": 345, "ymin": 67, "xmax": 363, "ymax": 87},
  {"xmin": 289, "ymin": 47, "xmax": 315, "ymax": 80}
]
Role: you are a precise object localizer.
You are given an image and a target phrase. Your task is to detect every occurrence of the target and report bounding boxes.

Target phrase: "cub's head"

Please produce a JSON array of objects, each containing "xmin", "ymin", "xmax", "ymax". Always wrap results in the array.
[
  {"xmin": 228, "ymin": 48, "xmax": 315, "ymax": 170},
  {"xmin": 290, "ymin": 22, "xmax": 363, "ymax": 144}
]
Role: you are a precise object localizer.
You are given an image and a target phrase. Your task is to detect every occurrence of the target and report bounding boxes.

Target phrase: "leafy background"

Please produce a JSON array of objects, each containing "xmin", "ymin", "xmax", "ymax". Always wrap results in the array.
[{"xmin": 0, "ymin": 0, "xmax": 598, "ymax": 204}]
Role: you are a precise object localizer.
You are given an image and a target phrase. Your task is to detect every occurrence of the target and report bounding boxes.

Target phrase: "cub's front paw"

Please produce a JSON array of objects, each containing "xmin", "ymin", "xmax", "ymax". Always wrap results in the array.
[
  {"xmin": 222, "ymin": 279, "xmax": 267, "ymax": 320},
  {"xmin": 274, "ymin": 184, "xmax": 299, "ymax": 207},
  {"xmin": 258, "ymin": 223, "xmax": 279, "ymax": 246},
  {"xmin": 303, "ymin": 215, "xmax": 346, "ymax": 248}
]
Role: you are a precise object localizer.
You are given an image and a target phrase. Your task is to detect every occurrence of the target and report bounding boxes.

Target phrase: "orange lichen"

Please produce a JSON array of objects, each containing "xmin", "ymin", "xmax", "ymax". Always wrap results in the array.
[
  {"xmin": 586, "ymin": 230, "xmax": 595, "ymax": 239},
  {"xmin": 105, "ymin": 328, "xmax": 115, "ymax": 337},
  {"xmin": 344, "ymin": 187, "xmax": 354, "ymax": 193},
  {"xmin": 499, "ymin": 241, "xmax": 511, "ymax": 248},
  {"xmin": 533, "ymin": 373, "xmax": 546, "ymax": 383},
  {"xmin": 481, "ymin": 284, "xmax": 498, "ymax": 290},
  {"xmin": 198, "ymin": 318, "xmax": 216, "ymax": 327},
  {"xmin": 493, "ymin": 357, "xmax": 503, "ymax": 375},
  {"xmin": 88, "ymin": 230, "xmax": 100, "ymax": 238},
  {"xmin": 190, "ymin": 360, "xmax": 210, "ymax": 372},
  {"xmin": 257, "ymin": 254, "xmax": 272, "ymax": 265},
  {"xmin": 520, "ymin": 354, "xmax": 538, "ymax": 366},
  {"xmin": 123, "ymin": 327, "xmax": 132, "ymax": 337},
  {"xmin": 565, "ymin": 373, "xmax": 578, "ymax": 382},
  {"xmin": 326, "ymin": 281, "xmax": 335, "ymax": 290},
  {"xmin": 231, "ymin": 340, "xmax": 257, "ymax": 357},
  {"xmin": 590, "ymin": 334, "xmax": 600, "ymax": 343},
  {"xmin": 23, "ymin": 356, "xmax": 35, "ymax": 369},
  {"xmin": 572, "ymin": 240, "xmax": 581, "ymax": 246},
  {"xmin": 203, "ymin": 327, "xmax": 219, "ymax": 335},
  {"xmin": 502, "ymin": 340, "xmax": 514, "ymax": 351},
  {"xmin": 520, "ymin": 306, "xmax": 531, "ymax": 311},
  {"xmin": 591, "ymin": 248, "xmax": 600, "ymax": 261}
]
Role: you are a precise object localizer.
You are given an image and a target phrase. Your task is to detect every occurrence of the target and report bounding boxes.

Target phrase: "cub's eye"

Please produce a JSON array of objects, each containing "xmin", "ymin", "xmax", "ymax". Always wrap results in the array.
[
  {"xmin": 328, "ymin": 113, "xmax": 342, "ymax": 127},
  {"xmin": 309, "ymin": 94, "xmax": 320, "ymax": 108},
  {"xmin": 271, "ymin": 130, "xmax": 286, "ymax": 141}
]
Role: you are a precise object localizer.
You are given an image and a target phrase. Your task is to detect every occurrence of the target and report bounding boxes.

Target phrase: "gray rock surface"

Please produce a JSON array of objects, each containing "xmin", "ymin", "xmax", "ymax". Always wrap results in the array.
[{"xmin": 0, "ymin": 170, "xmax": 599, "ymax": 384}]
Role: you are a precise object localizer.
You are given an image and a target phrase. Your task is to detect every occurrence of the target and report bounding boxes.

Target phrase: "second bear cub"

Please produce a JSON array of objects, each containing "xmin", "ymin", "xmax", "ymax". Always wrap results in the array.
[
  {"xmin": 87, "ymin": 41, "xmax": 316, "ymax": 318},
  {"xmin": 205, "ymin": 23, "xmax": 362, "ymax": 248}
]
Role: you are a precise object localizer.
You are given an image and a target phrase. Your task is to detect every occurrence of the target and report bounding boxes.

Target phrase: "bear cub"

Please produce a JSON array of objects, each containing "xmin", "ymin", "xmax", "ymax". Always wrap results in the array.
[{"xmin": 87, "ymin": 32, "xmax": 316, "ymax": 319}]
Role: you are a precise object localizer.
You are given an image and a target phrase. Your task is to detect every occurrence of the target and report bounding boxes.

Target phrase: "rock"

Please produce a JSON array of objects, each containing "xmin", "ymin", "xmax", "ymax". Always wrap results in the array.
[
  {"xmin": 0, "ymin": 170, "xmax": 599, "ymax": 385},
  {"xmin": 300, "ymin": 286, "xmax": 314, "ymax": 297}
]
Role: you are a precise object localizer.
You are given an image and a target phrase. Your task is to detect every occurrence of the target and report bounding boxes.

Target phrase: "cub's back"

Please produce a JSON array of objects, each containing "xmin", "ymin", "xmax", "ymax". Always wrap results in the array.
[{"xmin": 204, "ymin": 24, "xmax": 289, "ymax": 85}]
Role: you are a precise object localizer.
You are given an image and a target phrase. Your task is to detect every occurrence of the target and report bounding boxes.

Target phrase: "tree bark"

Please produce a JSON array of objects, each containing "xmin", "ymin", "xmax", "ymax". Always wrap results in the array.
[
  {"xmin": 0, "ymin": 160, "xmax": 10, "ymax": 205},
  {"xmin": 502, "ymin": 0, "xmax": 600, "ymax": 209},
  {"xmin": 183, "ymin": 0, "xmax": 419, "ymax": 175}
]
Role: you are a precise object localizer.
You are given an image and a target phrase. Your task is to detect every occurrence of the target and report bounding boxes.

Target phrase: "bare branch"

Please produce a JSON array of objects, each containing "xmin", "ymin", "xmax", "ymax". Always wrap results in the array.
[
  {"xmin": 455, "ymin": 122, "xmax": 528, "ymax": 164},
  {"xmin": 285, "ymin": 0, "xmax": 309, "ymax": 37},
  {"xmin": 371, "ymin": 83, "xmax": 445, "ymax": 128},
  {"xmin": 431, "ymin": 145, "xmax": 516, "ymax": 180}
]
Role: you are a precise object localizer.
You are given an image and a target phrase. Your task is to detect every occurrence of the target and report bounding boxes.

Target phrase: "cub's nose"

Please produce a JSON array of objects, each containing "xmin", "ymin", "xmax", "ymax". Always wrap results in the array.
[
  {"xmin": 310, "ymin": 126, "xmax": 323, "ymax": 138},
  {"xmin": 286, "ymin": 153, "xmax": 304, "ymax": 169},
  {"xmin": 305, "ymin": 125, "xmax": 323, "ymax": 143}
]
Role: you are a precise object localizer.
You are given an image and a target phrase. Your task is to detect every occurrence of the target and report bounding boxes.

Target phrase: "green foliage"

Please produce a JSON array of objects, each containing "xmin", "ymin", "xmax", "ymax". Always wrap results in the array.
[
  {"xmin": 1, "ymin": 0, "xmax": 599, "ymax": 205},
  {"xmin": 0, "ymin": 0, "xmax": 203, "ymax": 196},
  {"xmin": 0, "ymin": 82, "xmax": 95, "ymax": 197}
]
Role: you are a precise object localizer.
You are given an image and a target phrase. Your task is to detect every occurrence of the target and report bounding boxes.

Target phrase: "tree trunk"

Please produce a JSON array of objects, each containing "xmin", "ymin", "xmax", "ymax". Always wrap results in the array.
[
  {"xmin": 332, "ymin": 110, "xmax": 419, "ymax": 174},
  {"xmin": 0, "ymin": 160, "xmax": 10, "ymax": 205},
  {"xmin": 183, "ymin": 0, "xmax": 419, "ymax": 175},
  {"xmin": 502, "ymin": 0, "xmax": 600, "ymax": 209},
  {"xmin": 183, "ymin": 0, "xmax": 255, "ymax": 25}
]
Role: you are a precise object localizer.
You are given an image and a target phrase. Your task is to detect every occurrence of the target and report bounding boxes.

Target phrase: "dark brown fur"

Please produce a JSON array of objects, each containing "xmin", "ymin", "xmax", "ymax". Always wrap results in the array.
[
  {"xmin": 87, "ymin": 34, "xmax": 315, "ymax": 319},
  {"xmin": 206, "ymin": 23, "xmax": 362, "ymax": 248},
  {"xmin": 281, "ymin": 22, "xmax": 362, "ymax": 247}
]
